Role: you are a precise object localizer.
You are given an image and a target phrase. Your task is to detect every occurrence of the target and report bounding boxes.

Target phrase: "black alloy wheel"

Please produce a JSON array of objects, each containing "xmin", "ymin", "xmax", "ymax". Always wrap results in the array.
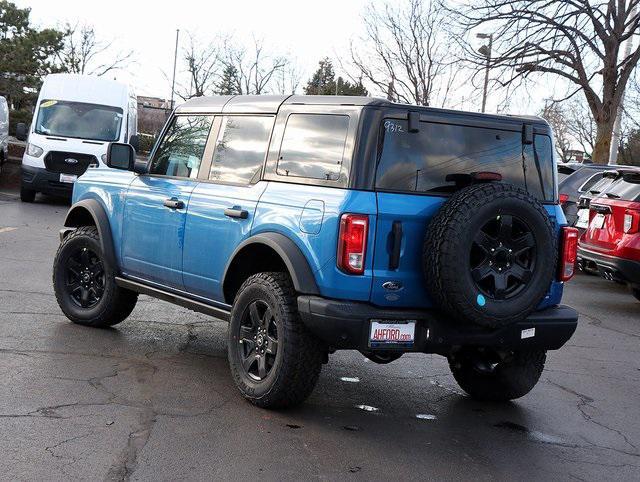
[
  {"xmin": 470, "ymin": 214, "xmax": 536, "ymax": 301},
  {"xmin": 238, "ymin": 300, "xmax": 279, "ymax": 381},
  {"xmin": 66, "ymin": 246, "xmax": 105, "ymax": 308}
]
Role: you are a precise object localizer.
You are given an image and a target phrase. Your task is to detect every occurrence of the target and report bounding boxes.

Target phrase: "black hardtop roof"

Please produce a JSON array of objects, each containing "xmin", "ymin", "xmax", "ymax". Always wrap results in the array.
[{"xmin": 175, "ymin": 94, "xmax": 549, "ymax": 126}]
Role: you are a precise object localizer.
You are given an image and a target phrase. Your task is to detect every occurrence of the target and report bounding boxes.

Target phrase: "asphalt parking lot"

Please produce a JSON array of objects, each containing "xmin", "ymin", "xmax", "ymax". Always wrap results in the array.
[{"xmin": 1, "ymin": 174, "xmax": 639, "ymax": 481}]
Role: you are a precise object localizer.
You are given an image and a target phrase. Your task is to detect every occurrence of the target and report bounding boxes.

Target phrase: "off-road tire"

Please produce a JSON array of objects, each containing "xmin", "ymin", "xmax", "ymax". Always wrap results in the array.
[
  {"xmin": 228, "ymin": 272, "xmax": 323, "ymax": 409},
  {"xmin": 449, "ymin": 349, "xmax": 546, "ymax": 401},
  {"xmin": 423, "ymin": 183, "xmax": 557, "ymax": 329},
  {"xmin": 53, "ymin": 226, "xmax": 138, "ymax": 327},
  {"xmin": 20, "ymin": 186, "xmax": 36, "ymax": 203}
]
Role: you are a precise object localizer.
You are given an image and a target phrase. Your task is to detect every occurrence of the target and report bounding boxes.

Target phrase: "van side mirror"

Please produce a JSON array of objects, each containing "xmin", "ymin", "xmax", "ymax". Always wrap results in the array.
[
  {"xmin": 106, "ymin": 142, "xmax": 136, "ymax": 170},
  {"xmin": 15, "ymin": 123, "xmax": 27, "ymax": 141},
  {"xmin": 129, "ymin": 134, "xmax": 140, "ymax": 152}
]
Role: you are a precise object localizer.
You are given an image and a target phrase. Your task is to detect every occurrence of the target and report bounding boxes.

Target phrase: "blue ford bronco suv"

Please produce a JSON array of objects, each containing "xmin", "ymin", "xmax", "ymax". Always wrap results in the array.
[{"xmin": 52, "ymin": 95, "xmax": 579, "ymax": 408}]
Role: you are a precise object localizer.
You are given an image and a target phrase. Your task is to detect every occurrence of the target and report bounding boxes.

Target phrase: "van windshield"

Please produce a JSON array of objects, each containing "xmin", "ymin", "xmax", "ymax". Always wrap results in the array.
[{"xmin": 35, "ymin": 100, "xmax": 123, "ymax": 142}]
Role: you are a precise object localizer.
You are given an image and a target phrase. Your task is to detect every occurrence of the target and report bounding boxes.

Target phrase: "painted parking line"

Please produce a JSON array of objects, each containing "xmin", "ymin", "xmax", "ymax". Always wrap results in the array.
[{"xmin": 0, "ymin": 227, "xmax": 17, "ymax": 234}]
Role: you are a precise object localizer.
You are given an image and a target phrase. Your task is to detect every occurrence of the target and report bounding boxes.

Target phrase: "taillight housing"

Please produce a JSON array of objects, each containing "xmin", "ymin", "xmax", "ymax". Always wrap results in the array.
[
  {"xmin": 559, "ymin": 227, "xmax": 579, "ymax": 282},
  {"xmin": 337, "ymin": 214, "xmax": 368, "ymax": 274},
  {"xmin": 559, "ymin": 193, "xmax": 569, "ymax": 205},
  {"xmin": 624, "ymin": 211, "xmax": 639, "ymax": 234}
]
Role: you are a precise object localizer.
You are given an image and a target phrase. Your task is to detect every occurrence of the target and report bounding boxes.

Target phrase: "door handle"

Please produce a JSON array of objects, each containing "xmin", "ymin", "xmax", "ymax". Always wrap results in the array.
[
  {"xmin": 163, "ymin": 198, "xmax": 184, "ymax": 210},
  {"xmin": 389, "ymin": 221, "xmax": 403, "ymax": 270},
  {"xmin": 224, "ymin": 207, "xmax": 249, "ymax": 219}
]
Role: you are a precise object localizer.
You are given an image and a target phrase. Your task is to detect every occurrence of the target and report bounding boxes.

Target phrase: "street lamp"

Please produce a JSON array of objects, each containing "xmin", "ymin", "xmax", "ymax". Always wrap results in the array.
[{"xmin": 477, "ymin": 33, "xmax": 493, "ymax": 114}]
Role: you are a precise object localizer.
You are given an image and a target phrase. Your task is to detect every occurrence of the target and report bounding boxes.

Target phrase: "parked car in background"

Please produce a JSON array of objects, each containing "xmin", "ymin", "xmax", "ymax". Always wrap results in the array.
[
  {"xmin": 578, "ymin": 170, "xmax": 640, "ymax": 301},
  {"xmin": 0, "ymin": 96, "xmax": 8, "ymax": 174},
  {"xmin": 16, "ymin": 74, "xmax": 138, "ymax": 202},
  {"xmin": 558, "ymin": 164, "xmax": 618, "ymax": 226},
  {"xmin": 575, "ymin": 169, "xmax": 639, "ymax": 232},
  {"xmin": 52, "ymin": 95, "xmax": 579, "ymax": 408}
]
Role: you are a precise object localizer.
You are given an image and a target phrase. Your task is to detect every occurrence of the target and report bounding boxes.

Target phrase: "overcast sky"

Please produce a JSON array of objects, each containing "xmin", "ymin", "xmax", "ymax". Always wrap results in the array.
[{"xmin": 18, "ymin": 0, "xmax": 372, "ymax": 99}]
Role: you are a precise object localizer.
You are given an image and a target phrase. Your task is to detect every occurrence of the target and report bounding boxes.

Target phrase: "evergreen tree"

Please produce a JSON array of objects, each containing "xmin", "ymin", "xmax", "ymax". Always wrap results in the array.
[
  {"xmin": 304, "ymin": 58, "xmax": 368, "ymax": 96},
  {"xmin": 215, "ymin": 64, "xmax": 241, "ymax": 95},
  {"xmin": 0, "ymin": 1, "xmax": 65, "ymax": 111}
]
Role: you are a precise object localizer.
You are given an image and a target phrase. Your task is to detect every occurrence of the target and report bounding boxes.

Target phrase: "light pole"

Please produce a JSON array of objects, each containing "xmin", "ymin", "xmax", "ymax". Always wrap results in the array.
[
  {"xmin": 477, "ymin": 33, "xmax": 493, "ymax": 113},
  {"xmin": 170, "ymin": 29, "xmax": 180, "ymax": 112},
  {"xmin": 609, "ymin": 4, "xmax": 637, "ymax": 165}
]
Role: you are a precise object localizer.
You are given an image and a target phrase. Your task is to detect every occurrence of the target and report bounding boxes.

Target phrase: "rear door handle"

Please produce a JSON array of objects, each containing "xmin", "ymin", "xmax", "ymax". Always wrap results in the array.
[
  {"xmin": 163, "ymin": 198, "xmax": 184, "ymax": 210},
  {"xmin": 224, "ymin": 207, "xmax": 249, "ymax": 219}
]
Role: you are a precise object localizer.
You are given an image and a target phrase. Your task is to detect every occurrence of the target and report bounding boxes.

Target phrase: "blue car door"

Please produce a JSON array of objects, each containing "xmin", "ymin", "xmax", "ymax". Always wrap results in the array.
[
  {"xmin": 182, "ymin": 114, "xmax": 275, "ymax": 301},
  {"xmin": 121, "ymin": 114, "xmax": 215, "ymax": 290}
]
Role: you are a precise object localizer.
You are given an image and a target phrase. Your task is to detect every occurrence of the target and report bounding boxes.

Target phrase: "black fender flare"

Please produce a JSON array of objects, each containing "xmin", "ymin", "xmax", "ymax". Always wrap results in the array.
[
  {"xmin": 222, "ymin": 232, "xmax": 320, "ymax": 297},
  {"xmin": 63, "ymin": 199, "xmax": 118, "ymax": 270}
]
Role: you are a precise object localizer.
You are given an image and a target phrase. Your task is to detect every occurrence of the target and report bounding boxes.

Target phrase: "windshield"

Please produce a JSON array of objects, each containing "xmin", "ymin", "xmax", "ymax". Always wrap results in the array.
[{"xmin": 35, "ymin": 100, "xmax": 123, "ymax": 142}]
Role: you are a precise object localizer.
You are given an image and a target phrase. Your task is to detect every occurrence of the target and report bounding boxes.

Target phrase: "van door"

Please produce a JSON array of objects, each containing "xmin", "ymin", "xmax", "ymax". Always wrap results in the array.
[
  {"xmin": 121, "ymin": 114, "xmax": 214, "ymax": 289},
  {"xmin": 182, "ymin": 115, "xmax": 274, "ymax": 301}
]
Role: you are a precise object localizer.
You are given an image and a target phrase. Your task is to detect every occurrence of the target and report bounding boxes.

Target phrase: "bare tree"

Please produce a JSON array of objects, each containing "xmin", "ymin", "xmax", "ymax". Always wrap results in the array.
[
  {"xmin": 459, "ymin": 0, "xmax": 640, "ymax": 164},
  {"xmin": 176, "ymin": 34, "xmax": 222, "ymax": 100},
  {"xmin": 221, "ymin": 38, "xmax": 289, "ymax": 95},
  {"xmin": 58, "ymin": 23, "xmax": 133, "ymax": 76},
  {"xmin": 566, "ymin": 99, "xmax": 597, "ymax": 155},
  {"xmin": 350, "ymin": 0, "xmax": 458, "ymax": 106},
  {"xmin": 541, "ymin": 102, "xmax": 572, "ymax": 162}
]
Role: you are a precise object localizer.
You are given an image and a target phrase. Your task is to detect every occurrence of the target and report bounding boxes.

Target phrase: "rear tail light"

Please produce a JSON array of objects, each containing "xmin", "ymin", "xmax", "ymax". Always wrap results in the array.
[
  {"xmin": 337, "ymin": 214, "xmax": 368, "ymax": 274},
  {"xmin": 624, "ymin": 211, "xmax": 639, "ymax": 233},
  {"xmin": 559, "ymin": 193, "xmax": 569, "ymax": 204},
  {"xmin": 559, "ymin": 227, "xmax": 579, "ymax": 282}
]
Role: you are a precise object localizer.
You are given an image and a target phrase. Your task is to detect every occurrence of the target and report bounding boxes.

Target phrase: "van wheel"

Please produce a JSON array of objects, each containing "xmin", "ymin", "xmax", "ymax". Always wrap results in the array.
[
  {"xmin": 53, "ymin": 226, "xmax": 138, "ymax": 327},
  {"xmin": 448, "ymin": 348, "xmax": 546, "ymax": 401},
  {"xmin": 20, "ymin": 186, "xmax": 36, "ymax": 203},
  {"xmin": 228, "ymin": 272, "xmax": 323, "ymax": 409},
  {"xmin": 423, "ymin": 183, "xmax": 557, "ymax": 328}
]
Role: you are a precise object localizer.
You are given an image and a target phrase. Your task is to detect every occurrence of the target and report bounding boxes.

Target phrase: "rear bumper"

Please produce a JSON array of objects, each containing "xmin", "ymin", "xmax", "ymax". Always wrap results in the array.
[
  {"xmin": 21, "ymin": 164, "xmax": 73, "ymax": 197},
  {"xmin": 297, "ymin": 296, "xmax": 578, "ymax": 354},
  {"xmin": 577, "ymin": 246, "xmax": 640, "ymax": 287}
]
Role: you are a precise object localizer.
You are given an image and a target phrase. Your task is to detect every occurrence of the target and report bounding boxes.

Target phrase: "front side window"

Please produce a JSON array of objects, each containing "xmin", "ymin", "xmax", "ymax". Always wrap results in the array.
[
  {"xmin": 209, "ymin": 115, "xmax": 274, "ymax": 184},
  {"xmin": 277, "ymin": 114, "xmax": 349, "ymax": 181},
  {"xmin": 149, "ymin": 115, "xmax": 213, "ymax": 178},
  {"xmin": 35, "ymin": 99, "xmax": 123, "ymax": 142}
]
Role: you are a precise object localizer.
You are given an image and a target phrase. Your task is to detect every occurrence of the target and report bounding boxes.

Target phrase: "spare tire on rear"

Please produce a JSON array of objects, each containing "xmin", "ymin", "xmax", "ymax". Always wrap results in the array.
[{"xmin": 423, "ymin": 183, "xmax": 557, "ymax": 329}]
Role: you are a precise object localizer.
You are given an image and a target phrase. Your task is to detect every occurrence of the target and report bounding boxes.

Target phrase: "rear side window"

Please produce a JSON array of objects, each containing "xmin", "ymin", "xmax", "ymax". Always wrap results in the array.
[
  {"xmin": 149, "ymin": 115, "xmax": 213, "ymax": 178},
  {"xmin": 209, "ymin": 115, "xmax": 274, "ymax": 185},
  {"xmin": 376, "ymin": 120, "xmax": 555, "ymax": 201},
  {"xmin": 277, "ymin": 114, "xmax": 349, "ymax": 181}
]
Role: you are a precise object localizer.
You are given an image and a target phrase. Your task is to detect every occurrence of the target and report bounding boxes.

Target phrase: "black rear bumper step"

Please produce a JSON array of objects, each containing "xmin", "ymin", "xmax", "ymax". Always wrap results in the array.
[
  {"xmin": 578, "ymin": 247, "xmax": 640, "ymax": 286},
  {"xmin": 297, "ymin": 296, "xmax": 578, "ymax": 354}
]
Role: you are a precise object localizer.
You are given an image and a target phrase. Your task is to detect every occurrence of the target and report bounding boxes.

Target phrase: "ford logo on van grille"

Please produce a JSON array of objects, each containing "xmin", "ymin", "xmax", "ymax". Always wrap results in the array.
[{"xmin": 64, "ymin": 158, "xmax": 79, "ymax": 165}]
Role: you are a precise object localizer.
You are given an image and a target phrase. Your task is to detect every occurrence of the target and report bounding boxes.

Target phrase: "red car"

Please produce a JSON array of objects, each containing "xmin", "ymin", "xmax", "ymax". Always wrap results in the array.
[{"xmin": 578, "ymin": 170, "xmax": 640, "ymax": 301}]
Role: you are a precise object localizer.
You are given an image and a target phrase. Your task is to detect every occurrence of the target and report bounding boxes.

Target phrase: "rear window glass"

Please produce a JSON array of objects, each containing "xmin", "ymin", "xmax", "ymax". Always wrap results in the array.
[
  {"xmin": 605, "ymin": 175, "xmax": 640, "ymax": 201},
  {"xmin": 277, "ymin": 114, "xmax": 349, "ymax": 181},
  {"xmin": 376, "ymin": 120, "xmax": 554, "ymax": 201},
  {"xmin": 578, "ymin": 172, "xmax": 606, "ymax": 193},
  {"xmin": 588, "ymin": 176, "xmax": 616, "ymax": 194}
]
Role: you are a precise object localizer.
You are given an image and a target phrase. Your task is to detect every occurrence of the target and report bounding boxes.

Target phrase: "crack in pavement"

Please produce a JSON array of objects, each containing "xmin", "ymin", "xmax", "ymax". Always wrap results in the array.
[{"xmin": 545, "ymin": 378, "xmax": 639, "ymax": 455}]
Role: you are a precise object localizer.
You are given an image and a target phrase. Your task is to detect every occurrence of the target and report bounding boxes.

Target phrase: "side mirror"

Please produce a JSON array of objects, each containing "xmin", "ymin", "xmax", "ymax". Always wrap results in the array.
[
  {"xmin": 129, "ymin": 134, "xmax": 140, "ymax": 152},
  {"xmin": 106, "ymin": 142, "xmax": 136, "ymax": 170},
  {"xmin": 15, "ymin": 123, "xmax": 27, "ymax": 141}
]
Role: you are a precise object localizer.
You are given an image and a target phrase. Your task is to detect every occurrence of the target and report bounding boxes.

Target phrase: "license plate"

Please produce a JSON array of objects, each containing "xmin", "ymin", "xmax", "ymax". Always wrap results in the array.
[
  {"xmin": 369, "ymin": 320, "xmax": 415, "ymax": 347},
  {"xmin": 576, "ymin": 209, "xmax": 590, "ymax": 228},
  {"xmin": 59, "ymin": 173, "xmax": 77, "ymax": 184},
  {"xmin": 591, "ymin": 213, "xmax": 606, "ymax": 229}
]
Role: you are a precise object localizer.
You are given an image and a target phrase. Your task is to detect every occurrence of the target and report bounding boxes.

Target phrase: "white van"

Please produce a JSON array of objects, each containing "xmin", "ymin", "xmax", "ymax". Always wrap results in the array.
[
  {"xmin": 0, "ymin": 96, "xmax": 8, "ymax": 173},
  {"xmin": 17, "ymin": 74, "xmax": 137, "ymax": 202}
]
